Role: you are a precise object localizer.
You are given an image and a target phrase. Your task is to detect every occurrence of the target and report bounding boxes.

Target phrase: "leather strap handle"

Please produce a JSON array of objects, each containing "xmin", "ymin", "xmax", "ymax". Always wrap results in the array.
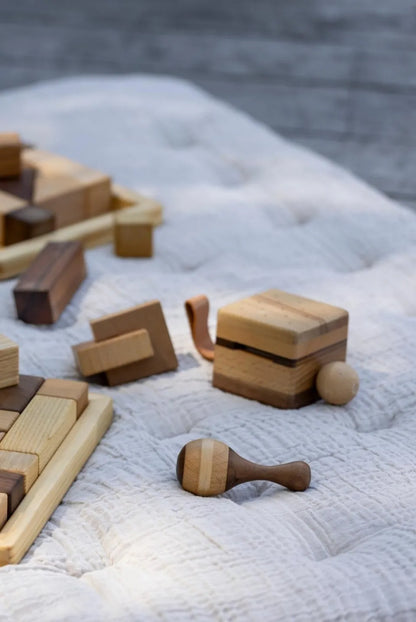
[{"xmin": 185, "ymin": 295, "xmax": 215, "ymax": 361}]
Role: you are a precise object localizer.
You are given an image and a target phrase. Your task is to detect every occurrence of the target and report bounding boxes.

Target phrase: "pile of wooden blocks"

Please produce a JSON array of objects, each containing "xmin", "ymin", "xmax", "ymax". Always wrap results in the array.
[
  {"xmin": 73, "ymin": 300, "xmax": 178, "ymax": 386},
  {"xmin": 0, "ymin": 133, "xmax": 112, "ymax": 246},
  {"xmin": 0, "ymin": 334, "xmax": 89, "ymax": 529}
]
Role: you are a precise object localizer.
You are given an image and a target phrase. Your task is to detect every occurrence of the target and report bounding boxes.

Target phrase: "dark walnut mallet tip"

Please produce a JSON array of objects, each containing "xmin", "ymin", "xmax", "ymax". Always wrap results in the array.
[{"xmin": 177, "ymin": 438, "xmax": 311, "ymax": 497}]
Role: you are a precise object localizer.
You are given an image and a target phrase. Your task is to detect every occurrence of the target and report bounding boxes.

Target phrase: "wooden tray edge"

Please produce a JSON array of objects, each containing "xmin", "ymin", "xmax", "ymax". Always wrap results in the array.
[{"xmin": 0, "ymin": 392, "xmax": 113, "ymax": 565}]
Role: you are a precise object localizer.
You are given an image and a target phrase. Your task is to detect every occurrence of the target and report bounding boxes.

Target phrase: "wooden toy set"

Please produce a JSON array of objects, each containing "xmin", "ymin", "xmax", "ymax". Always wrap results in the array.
[
  {"xmin": 0, "ymin": 335, "xmax": 112, "ymax": 565},
  {"xmin": 0, "ymin": 132, "xmax": 362, "ymax": 562},
  {"xmin": 0, "ymin": 133, "xmax": 162, "ymax": 279}
]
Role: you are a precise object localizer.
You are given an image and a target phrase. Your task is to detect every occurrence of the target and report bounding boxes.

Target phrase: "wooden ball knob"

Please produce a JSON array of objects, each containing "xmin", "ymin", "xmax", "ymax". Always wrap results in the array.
[
  {"xmin": 176, "ymin": 438, "xmax": 311, "ymax": 497},
  {"xmin": 316, "ymin": 361, "xmax": 359, "ymax": 405}
]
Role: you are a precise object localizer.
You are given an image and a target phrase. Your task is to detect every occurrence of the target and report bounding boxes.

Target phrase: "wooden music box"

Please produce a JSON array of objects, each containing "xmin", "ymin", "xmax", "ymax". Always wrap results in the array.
[{"xmin": 213, "ymin": 289, "xmax": 349, "ymax": 409}]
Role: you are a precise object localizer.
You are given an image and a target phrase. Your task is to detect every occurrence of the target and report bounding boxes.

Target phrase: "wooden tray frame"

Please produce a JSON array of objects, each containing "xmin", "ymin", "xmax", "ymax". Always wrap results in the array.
[
  {"xmin": 0, "ymin": 183, "xmax": 161, "ymax": 280},
  {"xmin": 0, "ymin": 392, "xmax": 113, "ymax": 565}
]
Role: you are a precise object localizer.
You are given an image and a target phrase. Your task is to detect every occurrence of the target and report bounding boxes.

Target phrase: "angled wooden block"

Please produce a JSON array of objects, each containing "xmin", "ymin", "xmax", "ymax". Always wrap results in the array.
[
  {"xmin": 0, "ymin": 471, "xmax": 24, "ymax": 517},
  {"xmin": 0, "ymin": 411, "xmax": 19, "ymax": 432},
  {"xmin": 0, "ymin": 167, "xmax": 37, "ymax": 202},
  {"xmin": 0, "ymin": 133, "xmax": 21, "ymax": 178},
  {"xmin": 0, "ymin": 493, "xmax": 6, "ymax": 530},
  {"xmin": 73, "ymin": 329, "xmax": 154, "ymax": 377},
  {"xmin": 0, "ymin": 395, "xmax": 77, "ymax": 472},
  {"xmin": 0, "ymin": 451, "xmax": 38, "ymax": 493},
  {"xmin": 114, "ymin": 208, "xmax": 153, "ymax": 257},
  {"xmin": 0, "ymin": 375, "xmax": 44, "ymax": 413},
  {"xmin": 91, "ymin": 301, "xmax": 178, "ymax": 386},
  {"xmin": 37, "ymin": 379, "xmax": 88, "ymax": 418},
  {"xmin": 4, "ymin": 206, "xmax": 55, "ymax": 246},
  {"xmin": 13, "ymin": 241, "xmax": 86, "ymax": 324},
  {"xmin": 213, "ymin": 289, "xmax": 348, "ymax": 409},
  {"xmin": 34, "ymin": 173, "xmax": 86, "ymax": 229},
  {"xmin": 0, "ymin": 335, "xmax": 18, "ymax": 390}
]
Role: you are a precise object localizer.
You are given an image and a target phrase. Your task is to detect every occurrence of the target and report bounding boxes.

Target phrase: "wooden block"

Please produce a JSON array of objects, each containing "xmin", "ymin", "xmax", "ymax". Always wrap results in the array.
[
  {"xmin": 13, "ymin": 241, "xmax": 86, "ymax": 324},
  {"xmin": 114, "ymin": 208, "xmax": 153, "ymax": 257},
  {"xmin": 73, "ymin": 329, "xmax": 154, "ymax": 376},
  {"xmin": 0, "ymin": 471, "xmax": 24, "ymax": 517},
  {"xmin": 213, "ymin": 289, "xmax": 349, "ymax": 409},
  {"xmin": 0, "ymin": 133, "xmax": 21, "ymax": 178},
  {"xmin": 34, "ymin": 173, "xmax": 86, "ymax": 229},
  {"xmin": 0, "ymin": 190, "xmax": 28, "ymax": 245},
  {"xmin": 0, "ymin": 392, "xmax": 112, "ymax": 565},
  {"xmin": 0, "ymin": 450, "xmax": 38, "ymax": 493},
  {"xmin": 91, "ymin": 301, "xmax": 178, "ymax": 386},
  {"xmin": 22, "ymin": 149, "xmax": 82, "ymax": 177},
  {"xmin": 37, "ymin": 379, "xmax": 88, "ymax": 418},
  {"xmin": 0, "ymin": 395, "xmax": 77, "ymax": 472},
  {"xmin": 0, "ymin": 493, "xmax": 6, "ymax": 530},
  {"xmin": 0, "ymin": 375, "xmax": 44, "ymax": 413},
  {"xmin": 71, "ymin": 168, "xmax": 111, "ymax": 217},
  {"xmin": 4, "ymin": 206, "xmax": 55, "ymax": 246},
  {"xmin": 0, "ymin": 411, "xmax": 20, "ymax": 432},
  {"xmin": 0, "ymin": 167, "xmax": 37, "ymax": 202},
  {"xmin": 111, "ymin": 184, "xmax": 163, "ymax": 225},
  {"xmin": 0, "ymin": 335, "xmax": 18, "ymax": 390}
]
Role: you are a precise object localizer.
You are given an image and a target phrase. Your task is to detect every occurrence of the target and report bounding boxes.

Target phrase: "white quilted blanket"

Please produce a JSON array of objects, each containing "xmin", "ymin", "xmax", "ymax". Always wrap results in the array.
[{"xmin": 0, "ymin": 76, "xmax": 415, "ymax": 622}]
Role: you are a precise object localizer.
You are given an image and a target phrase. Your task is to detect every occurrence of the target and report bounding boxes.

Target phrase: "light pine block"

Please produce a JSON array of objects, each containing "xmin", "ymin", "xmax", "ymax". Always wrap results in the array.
[
  {"xmin": 0, "ymin": 335, "xmax": 19, "ymax": 390},
  {"xmin": 0, "ymin": 395, "xmax": 77, "ymax": 472},
  {"xmin": 0, "ymin": 411, "xmax": 20, "ymax": 432},
  {"xmin": 34, "ymin": 173, "xmax": 86, "ymax": 229},
  {"xmin": 0, "ymin": 450, "xmax": 38, "ymax": 493},
  {"xmin": 0, "ymin": 133, "xmax": 21, "ymax": 178},
  {"xmin": 114, "ymin": 208, "xmax": 153, "ymax": 258},
  {"xmin": 0, "ymin": 492, "xmax": 6, "ymax": 529},
  {"xmin": 0, "ymin": 393, "xmax": 112, "ymax": 565},
  {"xmin": 37, "ymin": 379, "xmax": 88, "ymax": 418},
  {"xmin": 73, "ymin": 329, "xmax": 154, "ymax": 376}
]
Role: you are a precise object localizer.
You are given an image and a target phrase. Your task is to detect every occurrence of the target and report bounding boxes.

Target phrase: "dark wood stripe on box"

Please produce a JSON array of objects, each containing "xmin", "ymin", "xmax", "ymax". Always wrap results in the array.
[
  {"xmin": 213, "ymin": 372, "xmax": 318, "ymax": 410},
  {"xmin": 0, "ymin": 375, "xmax": 44, "ymax": 413},
  {"xmin": 216, "ymin": 337, "xmax": 348, "ymax": 367},
  {"xmin": 0, "ymin": 470, "xmax": 24, "ymax": 517}
]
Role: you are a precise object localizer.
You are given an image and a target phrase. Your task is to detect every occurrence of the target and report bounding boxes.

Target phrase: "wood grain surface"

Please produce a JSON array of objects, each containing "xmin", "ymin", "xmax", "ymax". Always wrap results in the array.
[
  {"xmin": 0, "ymin": 392, "xmax": 113, "ymax": 565},
  {"xmin": 0, "ymin": 375, "xmax": 44, "ymax": 413},
  {"xmin": 0, "ymin": 335, "xmax": 18, "ymax": 390},
  {"xmin": 13, "ymin": 240, "xmax": 86, "ymax": 324},
  {"xmin": 0, "ymin": 470, "xmax": 24, "ymax": 517},
  {"xmin": 91, "ymin": 300, "xmax": 178, "ymax": 385},
  {"xmin": 0, "ymin": 450, "xmax": 38, "ymax": 493},
  {"xmin": 4, "ymin": 205, "xmax": 55, "ymax": 246},
  {"xmin": 37, "ymin": 379, "xmax": 88, "ymax": 418}
]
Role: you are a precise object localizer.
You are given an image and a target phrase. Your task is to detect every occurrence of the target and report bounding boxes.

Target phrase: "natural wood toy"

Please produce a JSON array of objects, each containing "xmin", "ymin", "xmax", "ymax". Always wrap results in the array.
[
  {"xmin": 0, "ymin": 337, "xmax": 112, "ymax": 564},
  {"xmin": 13, "ymin": 241, "xmax": 86, "ymax": 324},
  {"xmin": 114, "ymin": 202, "xmax": 162, "ymax": 258},
  {"xmin": 212, "ymin": 289, "xmax": 349, "ymax": 409},
  {"xmin": 177, "ymin": 438, "xmax": 311, "ymax": 496},
  {"xmin": 0, "ymin": 141, "xmax": 164, "ymax": 279},
  {"xmin": 0, "ymin": 335, "xmax": 19, "ymax": 389},
  {"xmin": 73, "ymin": 300, "xmax": 178, "ymax": 386},
  {"xmin": 0, "ymin": 133, "xmax": 23, "ymax": 178},
  {"xmin": 316, "ymin": 361, "xmax": 359, "ymax": 405},
  {"xmin": 185, "ymin": 295, "xmax": 215, "ymax": 361}
]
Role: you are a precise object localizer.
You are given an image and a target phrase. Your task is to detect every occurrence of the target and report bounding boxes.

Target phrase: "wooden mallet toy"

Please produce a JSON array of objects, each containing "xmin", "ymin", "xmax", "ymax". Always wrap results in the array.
[{"xmin": 177, "ymin": 438, "xmax": 311, "ymax": 496}]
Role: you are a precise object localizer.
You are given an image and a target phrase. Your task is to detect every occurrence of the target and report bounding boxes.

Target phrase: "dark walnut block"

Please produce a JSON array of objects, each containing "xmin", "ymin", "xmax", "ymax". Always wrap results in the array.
[
  {"xmin": 13, "ymin": 241, "xmax": 86, "ymax": 324},
  {"xmin": 213, "ymin": 288, "xmax": 349, "ymax": 409}
]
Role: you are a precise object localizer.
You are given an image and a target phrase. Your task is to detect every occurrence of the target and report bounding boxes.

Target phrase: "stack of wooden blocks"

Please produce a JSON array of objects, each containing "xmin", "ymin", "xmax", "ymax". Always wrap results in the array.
[
  {"xmin": 0, "ymin": 135, "xmax": 112, "ymax": 246},
  {"xmin": 0, "ymin": 334, "xmax": 90, "ymax": 529},
  {"xmin": 73, "ymin": 300, "xmax": 178, "ymax": 386}
]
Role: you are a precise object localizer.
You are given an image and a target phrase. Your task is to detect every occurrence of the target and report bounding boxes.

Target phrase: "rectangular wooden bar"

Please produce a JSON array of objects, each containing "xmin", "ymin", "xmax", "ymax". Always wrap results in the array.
[
  {"xmin": 13, "ymin": 241, "xmax": 86, "ymax": 324},
  {"xmin": 37, "ymin": 379, "xmax": 88, "ymax": 418},
  {"xmin": 0, "ymin": 375, "xmax": 44, "ymax": 413}
]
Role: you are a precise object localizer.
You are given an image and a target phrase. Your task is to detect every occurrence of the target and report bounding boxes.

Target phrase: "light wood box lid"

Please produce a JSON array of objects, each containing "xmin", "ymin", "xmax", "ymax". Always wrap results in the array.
[{"xmin": 216, "ymin": 289, "xmax": 348, "ymax": 361}]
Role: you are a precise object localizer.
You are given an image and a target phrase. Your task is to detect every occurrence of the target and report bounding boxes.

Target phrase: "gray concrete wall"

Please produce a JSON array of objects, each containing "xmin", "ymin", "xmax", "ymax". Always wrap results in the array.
[{"xmin": 0, "ymin": 0, "xmax": 415, "ymax": 209}]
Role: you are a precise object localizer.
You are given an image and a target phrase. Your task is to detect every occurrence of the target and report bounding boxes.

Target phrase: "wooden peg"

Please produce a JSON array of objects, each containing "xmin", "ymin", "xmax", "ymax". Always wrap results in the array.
[{"xmin": 177, "ymin": 438, "xmax": 311, "ymax": 496}]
